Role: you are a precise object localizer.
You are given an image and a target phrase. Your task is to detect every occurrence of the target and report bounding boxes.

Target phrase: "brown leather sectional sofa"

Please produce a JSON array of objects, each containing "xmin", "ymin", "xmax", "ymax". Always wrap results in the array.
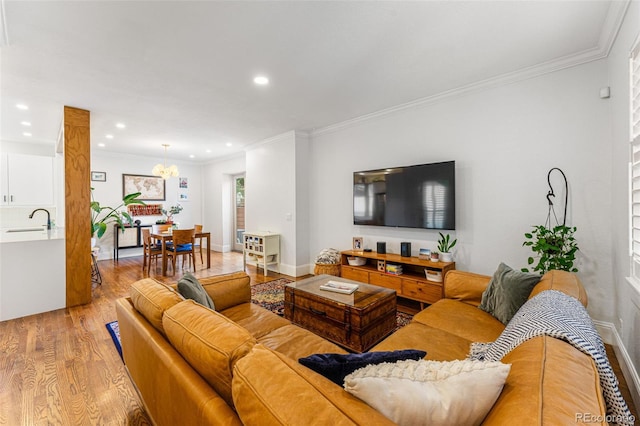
[{"xmin": 115, "ymin": 270, "xmax": 607, "ymax": 425}]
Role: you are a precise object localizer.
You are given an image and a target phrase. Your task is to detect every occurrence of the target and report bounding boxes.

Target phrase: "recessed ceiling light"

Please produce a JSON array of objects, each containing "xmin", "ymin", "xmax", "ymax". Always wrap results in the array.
[
  {"xmin": 206, "ymin": 149, "xmax": 212, "ymax": 153},
  {"xmin": 115, "ymin": 123, "xmax": 126, "ymax": 129},
  {"xmin": 16, "ymin": 104, "xmax": 28, "ymax": 110},
  {"xmin": 189, "ymin": 154, "xmax": 195, "ymax": 159},
  {"xmin": 253, "ymin": 75, "xmax": 269, "ymax": 85},
  {"xmin": 23, "ymin": 132, "xmax": 32, "ymax": 137},
  {"xmin": 20, "ymin": 121, "xmax": 31, "ymax": 126},
  {"xmin": 98, "ymin": 143, "xmax": 106, "ymax": 148},
  {"xmin": 105, "ymin": 134, "xmax": 114, "ymax": 139},
  {"xmin": 226, "ymin": 142, "xmax": 233, "ymax": 147}
]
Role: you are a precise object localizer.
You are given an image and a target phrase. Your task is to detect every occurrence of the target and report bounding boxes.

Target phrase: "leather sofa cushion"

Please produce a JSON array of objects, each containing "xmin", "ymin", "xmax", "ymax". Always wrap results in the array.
[
  {"xmin": 199, "ymin": 272, "xmax": 252, "ymax": 311},
  {"xmin": 232, "ymin": 344, "xmax": 396, "ymax": 426},
  {"xmin": 372, "ymin": 322, "xmax": 473, "ymax": 361},
  {"xmin": 444, "ymin": 270, "xmax": 491, "ymax": 306},
  {"xmin": 163, "ymin": 300, "xmax": 256, "ymax": 407},
  {"xmin": 413, "ymin": 299, "xmax": 505, "ymax": 343},
  {"xmin": 482, "ymin": 335, "xmax": 606, "ymax": 425},
  {"xmin": 444, "ymin": 269, "xmax": 589, "ymax": 309},
  {"xmin": 221, "ymin": 303, "xmax": 291, "ymax": 339},
  {"xmin": 529, "ymin": 269, "xmax": 588, "ymax": 306},
  {"xmin": 257, "ymin": 324, "xmax": 347, "ymax": 359},
  {"xmin": 130, "ymin": 278, "xmax": 184, "ymax": 336}
]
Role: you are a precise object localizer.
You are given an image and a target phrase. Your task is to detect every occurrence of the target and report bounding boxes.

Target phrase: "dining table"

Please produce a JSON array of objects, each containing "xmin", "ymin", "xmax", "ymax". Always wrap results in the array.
[{"xmin": 150, "ymin": 231, "xmax": 211, "ymax": 276}]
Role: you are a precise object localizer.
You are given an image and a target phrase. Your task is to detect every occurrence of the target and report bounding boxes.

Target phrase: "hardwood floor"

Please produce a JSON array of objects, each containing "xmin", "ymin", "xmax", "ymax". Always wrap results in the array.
[{"xmin": 0, "ymin": 251, "xmax": 636, "ymax": 424}]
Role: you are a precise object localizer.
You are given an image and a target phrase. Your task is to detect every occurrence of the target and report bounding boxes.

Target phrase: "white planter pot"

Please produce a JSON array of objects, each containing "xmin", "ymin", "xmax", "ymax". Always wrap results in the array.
[{"xmin": 440, "ymin": 252, "xmax": 453, "ymax": 262}]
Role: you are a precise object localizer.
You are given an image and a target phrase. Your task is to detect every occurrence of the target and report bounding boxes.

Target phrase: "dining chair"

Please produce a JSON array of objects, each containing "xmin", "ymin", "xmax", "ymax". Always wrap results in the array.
[
  {"xmin": 194, "ymin": 224, "xmax": 204, "ymax": 264},
  {"xmin": 166, "ymin": 228, "xmax": 195, "ymax": 275},
  {"xmin": 142, "ymin": 228, "xmax": 163, "ymax": 273}
]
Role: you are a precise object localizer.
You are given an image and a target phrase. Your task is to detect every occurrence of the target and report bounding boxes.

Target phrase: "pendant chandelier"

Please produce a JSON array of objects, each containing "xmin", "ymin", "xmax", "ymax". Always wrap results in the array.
[{"xmin": 152, "ymin": 144, "xmax": 179, "ymax": 180}]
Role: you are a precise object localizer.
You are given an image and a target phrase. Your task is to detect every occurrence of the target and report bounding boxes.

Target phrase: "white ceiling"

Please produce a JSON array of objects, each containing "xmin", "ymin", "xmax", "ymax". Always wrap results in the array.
[{"xmin": 0, "ymin": 1, "xmax": 629, "ymax": 163}]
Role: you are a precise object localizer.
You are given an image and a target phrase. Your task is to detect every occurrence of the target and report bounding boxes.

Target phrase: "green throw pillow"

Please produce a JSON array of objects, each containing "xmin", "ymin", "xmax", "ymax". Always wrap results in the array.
[
  {"xmin": 478, "ymin": 263, "xmax": 541, "ymax": 324},
  {"xmin": 177, "ymin": 272, "xmax": 215, "ymax": 310}
]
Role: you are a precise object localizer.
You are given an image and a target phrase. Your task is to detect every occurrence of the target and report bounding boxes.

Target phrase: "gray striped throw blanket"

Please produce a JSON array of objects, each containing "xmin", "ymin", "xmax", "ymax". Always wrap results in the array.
[{"xmin": 468, "ymin": 290, "xmax": 634, "ymax": 426}]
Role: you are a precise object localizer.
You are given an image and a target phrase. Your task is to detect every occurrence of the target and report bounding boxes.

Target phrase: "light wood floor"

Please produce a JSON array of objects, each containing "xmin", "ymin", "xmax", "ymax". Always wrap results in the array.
[{"xmin": 0, "ymin": 251, "xmax": 636, "ymax": 424}]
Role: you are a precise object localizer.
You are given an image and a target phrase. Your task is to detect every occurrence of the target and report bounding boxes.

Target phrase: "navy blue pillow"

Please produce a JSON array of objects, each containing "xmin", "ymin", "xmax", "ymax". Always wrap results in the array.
[{"xmin": 298, "ymin": 349, "xmax": 427, "ymax": 385}]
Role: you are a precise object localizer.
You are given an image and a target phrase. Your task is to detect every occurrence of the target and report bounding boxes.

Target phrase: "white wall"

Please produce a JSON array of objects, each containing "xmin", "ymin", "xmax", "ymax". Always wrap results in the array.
[
  {"xmin": 245, "ymin": 131, "xmax": 299, "ymax": 276},
  {"xmin": 90, "ymin": 151, "xmax": 203, "ymax": 259},
  {"xmin": 309, "ymin": 60, "xmax": 614, "ymax": 321},
  {"xmin": 202, "ymin": 154, "xmax": 245, "ymax": 252},
  {"xmin": 295, "ymin": 132, "xmax": 311, "ymax": 274},
  {"xmin": 608, "ymin": 0, "xmax": 640, "ymax": 409}
]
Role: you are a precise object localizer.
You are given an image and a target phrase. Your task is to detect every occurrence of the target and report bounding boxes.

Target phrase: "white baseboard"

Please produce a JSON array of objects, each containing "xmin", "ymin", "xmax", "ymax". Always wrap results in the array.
[
  {"xmin": 594, "ymin": 320, "xmax": 640, "ymax": 413},
  {"xmin": 211, "ymin": 243, "xmax": 231, "ymax": 252},
  {"xmin": 275, "ymin": 263, "xmax": 310, "ymax": 278}
]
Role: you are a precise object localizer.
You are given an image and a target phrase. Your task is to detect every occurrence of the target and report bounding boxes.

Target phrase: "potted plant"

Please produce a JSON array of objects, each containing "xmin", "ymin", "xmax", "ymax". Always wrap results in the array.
[
  {"xmin": 522, "ymin": 224, "xmax": 578, "ymax": 273},
  {"xmin": 161, "ymin": 204, "xmax": 183, "ymax": 224},
  {"xmin": 91, "ymin": 189, "xmax": 145, "ymax": 242},
  {"xmin": 437, "ymin": 232, "xmax": 457, "ymax": 262}
]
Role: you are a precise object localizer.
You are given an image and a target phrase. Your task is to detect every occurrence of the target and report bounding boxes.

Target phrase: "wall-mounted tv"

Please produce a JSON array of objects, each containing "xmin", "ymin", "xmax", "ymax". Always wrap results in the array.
[{"xmin": 353, "ymin": 161, "xmax": 455, "ymax": 230}]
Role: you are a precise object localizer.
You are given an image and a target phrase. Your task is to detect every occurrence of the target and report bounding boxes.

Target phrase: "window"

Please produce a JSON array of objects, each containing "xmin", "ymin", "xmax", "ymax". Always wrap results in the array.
[{"xmin": 629, "ymin": 33, "xmax": 640, "ymax": 280}]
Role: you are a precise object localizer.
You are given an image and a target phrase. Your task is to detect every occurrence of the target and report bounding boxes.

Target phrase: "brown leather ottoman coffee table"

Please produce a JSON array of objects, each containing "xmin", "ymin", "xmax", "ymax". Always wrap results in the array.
[{"xmin": 284, "ymin": 274, "xmax": 397, "ymax": 352}]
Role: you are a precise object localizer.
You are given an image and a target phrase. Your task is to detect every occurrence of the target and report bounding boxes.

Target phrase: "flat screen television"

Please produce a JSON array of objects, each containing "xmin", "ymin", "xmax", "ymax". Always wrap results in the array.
[{"xmin": 353, "ymin": 161, "xmax": 455, "ymax": 230}]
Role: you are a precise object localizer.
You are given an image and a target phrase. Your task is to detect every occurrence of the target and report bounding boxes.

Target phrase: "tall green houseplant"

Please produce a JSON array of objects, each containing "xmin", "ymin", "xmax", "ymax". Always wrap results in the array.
[
  {"xmin": 522, "ymin": 224, "xmax": 578, "ymax": 273},
  {"xmin": 91, "ymin": 189, "xmax": 145, "ymax": 238}
]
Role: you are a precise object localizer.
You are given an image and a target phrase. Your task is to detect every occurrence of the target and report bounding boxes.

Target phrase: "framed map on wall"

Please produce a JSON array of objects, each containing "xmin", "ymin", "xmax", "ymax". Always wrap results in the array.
[{"xmin": 122, "ymin": 174, "xmax": 166, "ymax": 201}]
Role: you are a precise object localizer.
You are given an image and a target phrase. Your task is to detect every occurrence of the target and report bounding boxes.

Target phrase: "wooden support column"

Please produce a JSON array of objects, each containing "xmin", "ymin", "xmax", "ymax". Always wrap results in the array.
[{"xmin": 64, "ymin": 106, "xmax": 92, "ymax": 307}]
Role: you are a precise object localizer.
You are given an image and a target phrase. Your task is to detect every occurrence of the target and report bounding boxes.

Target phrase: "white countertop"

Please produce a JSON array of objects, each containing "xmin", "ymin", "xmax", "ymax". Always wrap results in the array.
[{"xmin": 0, "ymin": 227, "xmax": 65, "ymax": 243}]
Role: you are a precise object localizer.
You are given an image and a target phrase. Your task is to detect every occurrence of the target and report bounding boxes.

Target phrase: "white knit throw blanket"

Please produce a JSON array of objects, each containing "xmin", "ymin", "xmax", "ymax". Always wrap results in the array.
[{"xmin": 468, "ymin": 290, "xmax": 634, "ymax": 426}]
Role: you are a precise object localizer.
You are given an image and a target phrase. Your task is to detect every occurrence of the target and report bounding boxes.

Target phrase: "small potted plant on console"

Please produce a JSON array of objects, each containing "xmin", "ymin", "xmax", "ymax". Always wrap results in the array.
[{"xmin": 437, "ymin": 232, "xmax": 457, "ymax": 262}]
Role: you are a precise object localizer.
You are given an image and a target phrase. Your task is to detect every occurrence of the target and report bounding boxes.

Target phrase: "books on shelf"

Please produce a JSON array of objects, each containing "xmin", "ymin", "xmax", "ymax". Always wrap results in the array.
[
  {"xmin": 385, "ymin": 264, "xmax": 403, "ymax": 275},
  {"xmin": 319, "ymin": 280, "xmax": 359, "ymax": 294}
]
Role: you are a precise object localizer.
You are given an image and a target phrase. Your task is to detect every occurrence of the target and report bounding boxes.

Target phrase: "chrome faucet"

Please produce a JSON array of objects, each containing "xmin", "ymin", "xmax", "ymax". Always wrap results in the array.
[{"xmin": 29, "ymin": 208, "xmax": 51, "ymax": 230}]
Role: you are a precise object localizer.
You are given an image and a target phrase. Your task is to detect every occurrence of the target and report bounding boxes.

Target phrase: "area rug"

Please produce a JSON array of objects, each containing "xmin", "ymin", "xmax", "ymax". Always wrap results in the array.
[
  {"xmin": 250, "ymin": 278, "xmax": 413, "ymax": 330},
  {"xmin": 105, "ymin": 320, "xmax": 123, "ymax": 360}
]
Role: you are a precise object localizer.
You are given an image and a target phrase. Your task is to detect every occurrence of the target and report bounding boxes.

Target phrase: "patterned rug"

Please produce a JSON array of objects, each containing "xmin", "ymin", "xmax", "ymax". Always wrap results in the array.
[
  {"xmin": 105, "ymin": 320, "xmax": 123, "ymax": 360},
  {"xmin": 251, "ymin": 278, "xmax": 413, "ymax": 330}
]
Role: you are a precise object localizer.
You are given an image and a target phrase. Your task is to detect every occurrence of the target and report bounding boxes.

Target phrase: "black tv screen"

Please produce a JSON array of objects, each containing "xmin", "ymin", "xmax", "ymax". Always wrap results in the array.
[{"xmin": 353, "ymin": 161, "xmax": 455, "ymax": 230}]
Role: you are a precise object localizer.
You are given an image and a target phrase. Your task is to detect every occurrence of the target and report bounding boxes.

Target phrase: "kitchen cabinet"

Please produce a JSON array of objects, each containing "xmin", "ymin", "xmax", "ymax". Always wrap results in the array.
[{"xmin": 0, "ymin": 153, "xmax": 54, "ymax": 206}]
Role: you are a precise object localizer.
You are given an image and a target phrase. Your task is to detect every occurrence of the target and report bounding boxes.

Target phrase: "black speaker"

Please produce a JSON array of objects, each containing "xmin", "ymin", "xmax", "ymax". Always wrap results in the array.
[
  {"xmin": 401, "ymin": 242, "xmax": 411, "ymax": 257},
  {"xmin": 377, "ymin": 242, "xmax": 386, "ymax": 254}
]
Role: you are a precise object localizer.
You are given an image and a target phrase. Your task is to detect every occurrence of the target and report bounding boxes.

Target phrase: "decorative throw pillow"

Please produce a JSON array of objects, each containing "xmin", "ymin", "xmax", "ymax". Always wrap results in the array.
[
  {"xmin": 344, "ymin": 359, "xmax": 511, "ymax": 426},
  {"xmin": 298, "ymin": 349, "xmax": 426, "ymax": 385},
  {"xmin": 478, "ymin": 262, "xmax": 541, "ymax": 324},
  {"xmin": 177, "ymin": 272, "xmax": 215, "ymax": 310}
]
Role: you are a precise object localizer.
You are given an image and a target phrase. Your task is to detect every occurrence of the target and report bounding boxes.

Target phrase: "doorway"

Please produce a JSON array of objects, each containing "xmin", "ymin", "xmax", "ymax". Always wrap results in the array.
[{"xmin": 233, "ymin": 174, "xmax": 245, "ymax": 252}]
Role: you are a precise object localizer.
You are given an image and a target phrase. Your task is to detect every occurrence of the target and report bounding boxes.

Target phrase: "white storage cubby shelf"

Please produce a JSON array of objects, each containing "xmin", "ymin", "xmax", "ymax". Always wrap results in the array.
[{"xmin": 243, "ymin": 231, "xmax": 280, "ymax": 277}]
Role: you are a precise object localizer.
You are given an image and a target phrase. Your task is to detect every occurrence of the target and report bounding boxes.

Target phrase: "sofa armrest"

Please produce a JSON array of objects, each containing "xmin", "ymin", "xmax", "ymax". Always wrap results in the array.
[
  {"xmin": 444, "ymin": 270, "xmax": 491, "ymax": 307},
  {"xmin": 199, "ymin": 272, "xmax": 252, "ymax": 311}
]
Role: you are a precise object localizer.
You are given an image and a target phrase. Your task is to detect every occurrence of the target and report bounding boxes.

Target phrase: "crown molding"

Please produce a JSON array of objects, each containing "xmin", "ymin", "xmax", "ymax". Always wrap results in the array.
[
  {"xmin": 599, "ymin": 0, "xmax": 631, "ymax": 56},
  {"xmin": 243, "ymin": 129, "xmax": 311, "ymax": 152},
  {"xmin": 312, "ymin": 0, "xmax": 631, "ymax": 138}
]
